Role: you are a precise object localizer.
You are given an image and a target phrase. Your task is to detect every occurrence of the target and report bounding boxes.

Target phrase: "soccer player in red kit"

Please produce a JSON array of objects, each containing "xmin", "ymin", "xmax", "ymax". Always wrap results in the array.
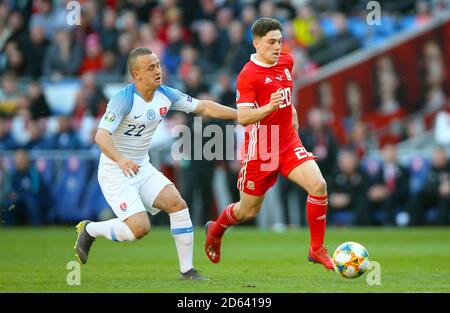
[{"xmin": 204, "ymin": 17, "xmax": 334, "ymax": 270}]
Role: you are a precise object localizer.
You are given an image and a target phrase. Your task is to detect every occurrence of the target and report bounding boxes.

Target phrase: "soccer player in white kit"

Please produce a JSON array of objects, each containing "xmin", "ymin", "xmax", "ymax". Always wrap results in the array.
[{"xmin": 74, "ymin": 47, "xmax": 236, "ymax": 280}]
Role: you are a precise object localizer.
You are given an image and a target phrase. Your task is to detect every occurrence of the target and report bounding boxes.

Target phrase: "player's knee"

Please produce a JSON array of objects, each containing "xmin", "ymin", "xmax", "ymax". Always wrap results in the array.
[
  {"xmin": 171, "ymin": 198, "xmax": 187, "ymax": 213},
  {"xmin": 244, "ymin": 211, "xmax": 259, "ymax": 220},
  {"xmin": 241, "ymin": 207, "xmax": 259, "ymax": 220},
  {"xmin": 132, "ymin": 222, "xmax": 151, "ymax": 239},
  {"xmin": 309, "ymin": 178, "xmax": 327, "ymax": 196}
]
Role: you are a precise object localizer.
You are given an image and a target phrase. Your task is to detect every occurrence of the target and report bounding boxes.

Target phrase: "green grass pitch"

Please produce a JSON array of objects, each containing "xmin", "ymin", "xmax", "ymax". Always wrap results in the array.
[{"xmin": 0, "ymin": 226, "xmax": 449, "ymax": 292}]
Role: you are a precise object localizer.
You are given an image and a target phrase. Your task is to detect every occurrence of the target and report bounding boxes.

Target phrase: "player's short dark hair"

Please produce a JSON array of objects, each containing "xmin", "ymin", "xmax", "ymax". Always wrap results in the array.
[
  {"xmin": 251, "ymin": 17, "xmax": 283, "ymax": 39},
  {"xmin": 127, "ymin": 47, "xmax": 153, "ymax": 74}
]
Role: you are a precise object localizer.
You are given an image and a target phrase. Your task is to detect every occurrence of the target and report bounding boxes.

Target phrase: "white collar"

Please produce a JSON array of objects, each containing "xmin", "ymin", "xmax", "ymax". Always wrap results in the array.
[{"xmin": 250, "ymin": 53, "xmax": 278, "ymax": 67}]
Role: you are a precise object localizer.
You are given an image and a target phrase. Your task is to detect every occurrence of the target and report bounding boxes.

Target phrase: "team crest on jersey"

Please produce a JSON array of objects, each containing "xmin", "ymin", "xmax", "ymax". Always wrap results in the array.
[
  {"xmin": 284, "ymin": 68, "xmax": 292, "ymax": 81},
  {"xmin": 236, "ymin": 90, "xmax": 240, "ymax": 101},
  {"xmin": 147, "ymin": 109, "xmax": 156, "ymax": 120},
  {"xmin": 160, "ymin": 107, "xmax": 168, "ymax": 117},
  {"xmin": 104, "ymin": 111, "xmax": 116, "ymax": 122},
  {"xmin": 246, "ymin": 180, "xmax": 255, "ymax": 191}
]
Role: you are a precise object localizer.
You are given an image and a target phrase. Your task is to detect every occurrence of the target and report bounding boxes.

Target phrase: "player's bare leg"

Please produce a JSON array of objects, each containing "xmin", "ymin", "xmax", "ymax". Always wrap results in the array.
[
  {"xmin": 287, "ymin": 160, "xmax": 333, "ymax": 270},
  {"xmin": 153, "ymin": 184, "xmax": 208, "ymax": 280},
  {"xmin": 205, "ymin": 193, "xmax": 265, "ymax": 263}
]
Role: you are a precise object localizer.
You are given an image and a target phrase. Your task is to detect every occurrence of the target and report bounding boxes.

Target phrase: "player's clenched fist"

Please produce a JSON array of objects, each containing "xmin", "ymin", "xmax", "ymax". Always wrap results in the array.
[
  {"xmin": 118, "ymin": 158, "xmax": 140, "ymax": 177},
  {"xmin": 269, "ymin": 88, "xmax": 283, "ymax": 111}
]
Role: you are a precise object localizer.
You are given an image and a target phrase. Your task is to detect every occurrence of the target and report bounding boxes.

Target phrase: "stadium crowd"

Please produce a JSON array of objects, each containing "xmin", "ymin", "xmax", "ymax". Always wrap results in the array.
[{"xmin": 0, "ymin": 0, "xmax": 449, "ymax": 227}]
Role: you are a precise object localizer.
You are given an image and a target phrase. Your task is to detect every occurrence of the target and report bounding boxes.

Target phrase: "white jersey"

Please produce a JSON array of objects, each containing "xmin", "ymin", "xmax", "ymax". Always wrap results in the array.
[{"xmin": 98, "ymin": 83, "xmax": 199, "ymax": 166}]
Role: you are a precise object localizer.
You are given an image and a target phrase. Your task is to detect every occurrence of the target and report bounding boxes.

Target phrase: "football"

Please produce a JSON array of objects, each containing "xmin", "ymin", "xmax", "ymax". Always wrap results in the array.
[{"xmin": 333, "ymin": 242, "xmax": 370, "ymax": 279}]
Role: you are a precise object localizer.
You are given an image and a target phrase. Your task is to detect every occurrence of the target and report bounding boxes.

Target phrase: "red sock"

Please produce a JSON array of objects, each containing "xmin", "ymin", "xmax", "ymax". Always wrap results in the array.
[
  {"xmin": 306, "ymin": 195, "xmax": 328, "ymax": 250},
  {"xmin": 211, "ymin": 203, "xmax": 239, "ymax": 237}
]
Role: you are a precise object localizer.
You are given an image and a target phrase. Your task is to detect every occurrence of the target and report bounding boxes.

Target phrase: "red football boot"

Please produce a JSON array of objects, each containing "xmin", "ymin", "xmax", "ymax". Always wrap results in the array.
[
  {"xmin": 307, "ymin": 246, "xmax": 334, "ymax": 270},
  {"xmin": 204, "ymin": 221, "xmax": 222, "ymax": 263}
]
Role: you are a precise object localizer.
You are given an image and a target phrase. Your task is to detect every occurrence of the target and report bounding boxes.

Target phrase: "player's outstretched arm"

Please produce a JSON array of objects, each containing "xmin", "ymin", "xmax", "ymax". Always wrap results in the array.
[
  {"xmin": 237, "ymin": 89, "xmax": 283, "ymax": 126},
  {"xmin": 95, "ymin": 128, "xmax": 140, "ymax": 177},
  {"xmin": 194, "ymin": 100, "xmax": 237, "ymax": 120}
]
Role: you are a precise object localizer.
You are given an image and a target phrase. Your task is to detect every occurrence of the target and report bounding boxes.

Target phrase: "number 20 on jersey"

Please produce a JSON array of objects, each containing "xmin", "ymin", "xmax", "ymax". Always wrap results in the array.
[{"xmin": 279, "ymin": 87, "xmax": 292, "ymax": 108}]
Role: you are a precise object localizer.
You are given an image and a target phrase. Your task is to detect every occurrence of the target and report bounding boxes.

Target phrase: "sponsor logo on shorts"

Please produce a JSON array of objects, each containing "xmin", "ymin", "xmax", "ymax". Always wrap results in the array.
[
  {"xmin": 246, "ymin": 180, "xmax": 255, "ymax": 191},
  {"xmin": 236, "ymin": 90, "xmax": 240, "ymax": 101},
  {"xmin": 186, "ymin": 95, "xmax": 193, "ymax": 102},
  {"xmin": 147, "ymin": 109, "xmax": 156, "ymax": 120},
  {"xmin": 104, "ymin": 111, "xmax": 116, "ymax": 122},
  {"xmin": 120, "ymin": 202, "xmax": 127, "ymax": 212}
]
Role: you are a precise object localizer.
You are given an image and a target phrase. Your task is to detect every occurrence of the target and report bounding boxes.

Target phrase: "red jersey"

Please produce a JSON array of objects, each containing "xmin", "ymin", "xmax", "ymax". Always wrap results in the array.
[{"xmin": 236, "ymin": 53, "xmax": 297, "ymax": 159}]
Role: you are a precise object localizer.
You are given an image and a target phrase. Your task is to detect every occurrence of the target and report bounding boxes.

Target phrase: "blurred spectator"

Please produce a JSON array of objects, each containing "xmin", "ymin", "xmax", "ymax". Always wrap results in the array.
[
  {"xmin": 10, "ymin": 107, "xmax": 32, "ymax": 146},
  {"xmin": 215, "ymin": 6, "xmax": 234, "ymax": 54},
  {"xmin": 24, "ymin": 25, "xmax": 49, "ymax": 78},
  {"xmin": 28, "ymin": 81, "xmax": 51, "ymax": 120},
  {"xmin": 2, "ymin": 149, "xmax": 46, "ymax": 226},
  {"xmin": 73, "ymin": 72, "xmax": 108, "ymax": 126},
  {"xmin": 43, "ymin": 29, "xmax": 83, "ymax": 78},
  {"xmin": 418, "ymin": 40, "xmax": 450, "ymax": 127},
  {"xmin": 222, "ymin": 20, "xmax": 254, "ymax": 74},
  {"xmin": 7, "ymin": 10, "xmax": 28, "ymax": 51},
  {"xmin": 367, "ymin": 55, "xmax": 407, "ymax": 147},
  {"xmin": 211, "ymin": 71, "xmax": 240, "ymax": 203},
  {"xmin": 2, "ymin": 41, "xmax": 26, "ymax": 75},
  {"xmin": 194, "ymin": 20, "xmax": 223, "ymax": 74},
  {"xmin": 24, "ymin": 119, "xmax": 48, "ymax": 151},
  {"xmin": 0, "ymin": 71, "xmax": 21, "ymax": 115},
  {"xmin": 307, "ymin": 13, "xmax": 360, "ymax": 66},
  {"xmin": 46, "ymin": 115, "xmax": 82, "ymax": 150},
  {"xmin": 407, "ymin": 146, "xmax": 450, "ymax": 225},
  {"xmin": 240, "ymin": 4, "xmax": 258, "ymax": 43},
  {"xmin": 182, "ymin": 91, "xmax": 217, "ymax": 226},
  {"xmin": 162, "ymin": 22, "xmax": 184, "ymax": 75},
  {"xmin": 97, "ymin": 50, "xmax": 122, "ymax": 78},
  {"xmin": 117, "ymin": 32, "xmax": 134, "ymax": 75},
  {"xmin": 367, "ymin": 144, "xmax": 410, "ymax": 225},
  {"xmin": 347, "ymin": 121, "xmax": 376, "ymax": 160},
  {"xmin": 0, "ymin": 116, "xmax": 17, "ymax": 150},
  {"xmin": 343, "ymin": 79, "xmax": 364, "ymax": 133},
  {"xmin": 135, "ymin": 23, "xmax": 165, "ymax": 58},
  {"xmin": 183, "ymin": 65, "xmax": 209, "ymax": 96},
  {"xmin": 317, "ymin": 81, "xmax": 346, "ymax": 144},
  {"xmin": 328, "ymin": 148, "xmax": 370, "ymax": 226},
  {"xmin": 29, "ymin": 0, "xmax": 68, "ymax": 41},
  {"xmin": 79, "ymin": 33, "xmax": 104, "ymax": 75},
  {"xmin": 415, "ymin": 0, "xmax": 432, "ymax": 26},
  {"xmin": 292, "ymin": 4, "xmax": 321, "ymax": 47},
  {"xmin": 99, "ymin": 7, "xmax": 119, "ymax": 52},
  {"xmin": 300, "ymin": 107, "xmax": 338, "ymax": 180},
  {"xmin": 178, "ymin": 44, "xmax": 198, "ymax": 82}
]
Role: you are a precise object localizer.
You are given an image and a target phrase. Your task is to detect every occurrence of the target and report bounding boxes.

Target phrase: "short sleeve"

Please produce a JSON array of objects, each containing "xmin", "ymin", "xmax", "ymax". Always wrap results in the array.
[
  {"xmin": 158, "ymin": 85, "xmax": 199, "ymax": 113},
  {"xmin": 98, "ymin": 84, "xmax": 134, "ymax": 133},
  {"xmin": 236, "ymin": 71, "xmax": 255, "ymax": 108}
]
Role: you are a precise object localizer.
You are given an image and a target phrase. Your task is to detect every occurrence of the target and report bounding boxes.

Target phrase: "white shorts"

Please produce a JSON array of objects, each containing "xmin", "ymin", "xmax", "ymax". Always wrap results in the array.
[{"xmin": 98, "ymin": 161, "xmax": 173, "ymax": 221}]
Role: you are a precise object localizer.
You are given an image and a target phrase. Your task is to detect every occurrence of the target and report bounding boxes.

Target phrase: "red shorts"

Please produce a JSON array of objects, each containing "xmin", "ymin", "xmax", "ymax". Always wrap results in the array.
[{"xmin": 237, "ymin": 136, "xmax": 317, "ymax": 196}]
